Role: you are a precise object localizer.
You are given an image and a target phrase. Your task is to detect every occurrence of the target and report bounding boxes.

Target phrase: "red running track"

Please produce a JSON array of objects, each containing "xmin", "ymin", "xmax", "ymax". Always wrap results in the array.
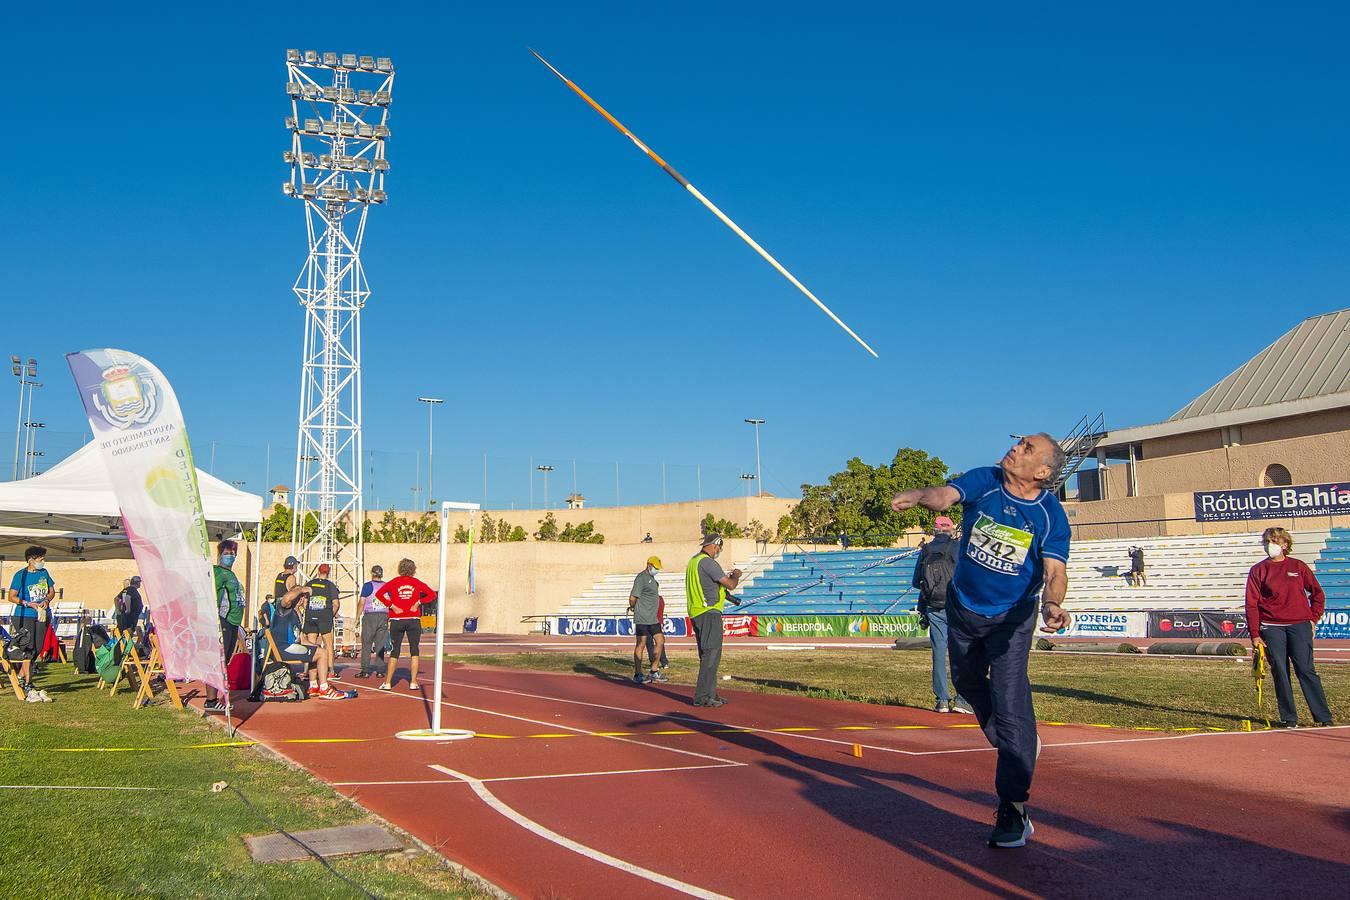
[{"xmin": 216, "ymin": 663, "xmax": 1350, "ymax": 899}]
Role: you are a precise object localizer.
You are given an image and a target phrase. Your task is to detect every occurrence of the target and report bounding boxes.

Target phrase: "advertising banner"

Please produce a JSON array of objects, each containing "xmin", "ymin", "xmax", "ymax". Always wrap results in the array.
[
  {"xmin": 66, "ymin": 349, "xmax": 226, "ymax": 692},
  {"xmin": 1315, "ymin": 609, "xmax": 1350, "ymax": 639},
  {"xmin": 756, "ymin": 615, "xmax": 923, "ymax": 639},
  {"xmin": 722, "ymin": 615, "xmax": 757, "ymax": 637},
  {"xmin": 1147, "ymin": 610, "xmax": 1249, "ymax": 639},
  {"xmin": 1053, "ymin": 611, "xmax": 1147, "ymax": 639},
  {"xmin": 557, "ymin": 616, "xmax": 619, "ymax": 636},
  {"xmin": 617, "ymin": 617, "xmax": 689, "ymax": 637},
  {"xmin": 1146, "ymin": 611, "xmax": 1206, "ymax": 639},
  {"xmin": 1193, "ymin": 482, "xmax": 1350, "ymax": 522},
  {"xmin": 1200, "ymin": 611, "xmax": 1249, "ymax": 639}
]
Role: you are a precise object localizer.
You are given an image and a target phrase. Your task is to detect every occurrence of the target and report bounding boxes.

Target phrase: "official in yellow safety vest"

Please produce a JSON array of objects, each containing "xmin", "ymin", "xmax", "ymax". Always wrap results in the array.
[{"xmin": 685, "ymin": 534, "xmax": 742, "ymax": 707}]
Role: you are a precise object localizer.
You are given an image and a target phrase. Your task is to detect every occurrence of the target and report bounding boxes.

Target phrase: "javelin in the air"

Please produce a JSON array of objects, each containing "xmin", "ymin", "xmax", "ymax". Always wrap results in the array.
[{"xmin": 529, "ymin": 49, "xmax": 878, "ymax": 358}]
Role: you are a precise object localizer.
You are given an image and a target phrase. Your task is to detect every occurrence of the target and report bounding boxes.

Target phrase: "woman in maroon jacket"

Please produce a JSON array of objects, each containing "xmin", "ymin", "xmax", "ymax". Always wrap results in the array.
[{"xmin": 1245, "ymin": 528, "xmax": 1333, "ymax": 727}]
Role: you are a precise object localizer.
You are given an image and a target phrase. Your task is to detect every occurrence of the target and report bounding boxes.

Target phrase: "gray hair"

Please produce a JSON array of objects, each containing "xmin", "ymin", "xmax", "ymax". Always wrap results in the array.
[{"xmin": 1034, "ymin": 432, "xmax": 1067, "ymax": 486}]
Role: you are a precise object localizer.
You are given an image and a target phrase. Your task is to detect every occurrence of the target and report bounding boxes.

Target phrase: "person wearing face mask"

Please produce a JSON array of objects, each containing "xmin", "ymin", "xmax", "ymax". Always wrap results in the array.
[
  {"xmin": 628, "ymin": 556, "xmax": 667, "ymax": 684},
  {"xmin": 1245, "ymin": 527, "xmax": 1332, "ymax": 728},
  {"xmin": 205, "ymin": 539, "xmax": 247, "ymax": 713},
  {"xmin": 8, "ymin": 545, "xmax": 55, "ymax": 702}
]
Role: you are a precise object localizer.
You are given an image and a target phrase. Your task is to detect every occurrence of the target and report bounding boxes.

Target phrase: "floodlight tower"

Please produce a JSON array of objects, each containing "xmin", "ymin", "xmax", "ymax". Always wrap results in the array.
[{"xmin": 281, "ymin": 49, "xmax": 395, "ymax": 599}]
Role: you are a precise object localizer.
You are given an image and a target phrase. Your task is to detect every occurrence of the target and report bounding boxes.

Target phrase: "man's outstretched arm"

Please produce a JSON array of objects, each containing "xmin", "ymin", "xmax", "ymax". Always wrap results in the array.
[{"xmin": 891, "ymin": 485, "xmax": 961, "ymax": 513}]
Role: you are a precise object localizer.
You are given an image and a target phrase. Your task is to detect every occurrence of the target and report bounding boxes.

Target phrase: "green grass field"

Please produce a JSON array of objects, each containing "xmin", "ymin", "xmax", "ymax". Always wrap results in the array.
[
  {"xmin": 449, "ymin": 647, "xmax": 1348, "ymax": 731},
  {"xmin": 0, "ymin": 666, "xmax": 494, "ymax": 900}
]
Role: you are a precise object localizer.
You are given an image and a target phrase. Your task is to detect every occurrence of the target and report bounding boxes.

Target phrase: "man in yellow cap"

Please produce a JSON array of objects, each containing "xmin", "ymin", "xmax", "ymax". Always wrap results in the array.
[{"xmin": 628, "ymin": 555, "xmax": 667, "ymax": 684}]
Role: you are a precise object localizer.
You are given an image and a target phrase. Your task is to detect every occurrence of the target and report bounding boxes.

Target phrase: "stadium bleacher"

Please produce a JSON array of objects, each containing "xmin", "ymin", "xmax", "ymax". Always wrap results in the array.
[
  {"xmin": 1313, "ymin": 527, "xmax": 1350, "ymax": 604},
  {"xmin": 555, "ymin": 527, "xmax": 1345, "ymax": 622},
  {"xmin": 735, "ymin": 548, "xmax": 918, "ymax": 615}
]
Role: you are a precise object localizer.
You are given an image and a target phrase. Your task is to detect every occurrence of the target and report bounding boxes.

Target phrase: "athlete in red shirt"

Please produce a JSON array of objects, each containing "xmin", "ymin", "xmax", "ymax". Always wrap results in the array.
[
  {"xmin": 1245, "ymin": 528, "xmax": 1332, "ymax": 727},
  {"xmin": 374, "ymin": 558, "xmax": 437, "ymax": 690}
]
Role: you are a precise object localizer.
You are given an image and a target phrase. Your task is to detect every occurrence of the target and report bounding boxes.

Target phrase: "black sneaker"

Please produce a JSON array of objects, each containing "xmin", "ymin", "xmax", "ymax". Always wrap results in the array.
[
  {"xmin": 354, "ymin": 670, "xmax": 370, "ymax": 679},
  {"xmin": 1312, "ymin": 720, "xmax": 1334, "ymax": 727},
  {"xmin": 1272, "ymin": 720, "xmax": 1299, "ymax": 729},
  {"xmin": 632, "ymin": 672, "xmax": 646, "ymax": 685},
  {"xmin": 988, "ymin": 801, "xmax": 1033, "ymax": 848},
  {"xmin": 203, "ymin": 700, "xmax": 227, "ymax": 714}
]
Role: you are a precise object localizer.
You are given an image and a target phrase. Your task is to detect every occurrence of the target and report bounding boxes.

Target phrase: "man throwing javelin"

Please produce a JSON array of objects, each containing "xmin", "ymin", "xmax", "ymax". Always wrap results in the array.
[{"xmin": 891, "ymin": 433, "xmax": 1070, "ymax": 848}]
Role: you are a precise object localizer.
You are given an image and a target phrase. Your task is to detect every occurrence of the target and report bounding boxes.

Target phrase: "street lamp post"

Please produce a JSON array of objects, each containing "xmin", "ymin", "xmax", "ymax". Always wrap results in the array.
[
  {"xmin": 536, "ymin": 464, "xmax": 554, "ymax": 509},
  {"xmin": 22, "ymin": 383, "xmax": 43, "ymax": 479},
  {"xmin": 740, "ymin": 473, "xmax": 757, "ymax": 497},
  {"xmin": 10, "ymin": 357, "xmax": 37, "ymax": 480},
  {"xmin": 418, "ymin": 397, "xmax": 443, "ymax": 509},
  {"xmin": 744, "ymin": 418, "xmax": 765, "ymax": 497}
]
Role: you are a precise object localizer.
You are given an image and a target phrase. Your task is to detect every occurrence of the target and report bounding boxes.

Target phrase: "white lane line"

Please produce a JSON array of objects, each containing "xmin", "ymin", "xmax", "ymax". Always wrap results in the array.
[
  {"xmin": 0, "ymin": 784, "xmax": 167, "ymax": 792},
  {"xmin": 334, "ymin": 762, "xmax": 742, "ymax": 789},
  {"xmin": 332, "ymin": 677, "xmax": 742, "ymax": 766},
  {"xmin": 429, "ymin": 764, "xmax": 732, "ymax": 900}
]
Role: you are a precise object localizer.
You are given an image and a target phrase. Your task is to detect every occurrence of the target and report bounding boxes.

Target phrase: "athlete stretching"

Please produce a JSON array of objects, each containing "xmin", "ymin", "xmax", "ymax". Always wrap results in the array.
[{"xmin": 891, "ymin": 433, "xmax": 1070, "ymax": 848}]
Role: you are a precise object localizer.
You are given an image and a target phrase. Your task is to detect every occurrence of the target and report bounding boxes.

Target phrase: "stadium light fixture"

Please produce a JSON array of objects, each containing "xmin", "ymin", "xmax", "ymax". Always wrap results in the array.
[
  {"xmin": 283, "ymin": 47, "xmax": 396, "ymax": 599},
  {"xmin": 740, "ymin": 473, "xmax": 757, "ymax": 496}
]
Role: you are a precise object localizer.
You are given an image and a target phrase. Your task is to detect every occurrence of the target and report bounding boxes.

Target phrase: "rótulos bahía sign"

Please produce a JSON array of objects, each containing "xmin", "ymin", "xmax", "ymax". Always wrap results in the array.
[{"xmin": 1193, "ymin": 482, "xmax": 1350, "ymax": 522}]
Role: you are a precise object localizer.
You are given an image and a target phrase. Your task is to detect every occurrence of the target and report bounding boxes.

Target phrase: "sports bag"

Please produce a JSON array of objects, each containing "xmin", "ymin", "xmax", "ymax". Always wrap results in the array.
[{"xmin": 919, "ymin": 542, "xmax": 956, "ymax": 610}]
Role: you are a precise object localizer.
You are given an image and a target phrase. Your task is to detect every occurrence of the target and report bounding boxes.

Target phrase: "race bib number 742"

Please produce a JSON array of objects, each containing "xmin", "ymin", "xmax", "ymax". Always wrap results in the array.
[{"xmin": 967, "ymin": 513, "xmax": 1033, "ymax": 575}]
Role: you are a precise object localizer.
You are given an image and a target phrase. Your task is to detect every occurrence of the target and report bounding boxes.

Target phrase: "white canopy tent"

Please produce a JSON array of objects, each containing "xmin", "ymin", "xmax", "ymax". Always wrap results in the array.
[{"xmin": 0, "ymin": 442, "xmax": 265, "ymax": 613}]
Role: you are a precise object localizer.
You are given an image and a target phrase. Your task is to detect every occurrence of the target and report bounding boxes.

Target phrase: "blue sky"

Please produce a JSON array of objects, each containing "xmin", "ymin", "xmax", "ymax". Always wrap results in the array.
[{"xmin": 9, "ymin": 2, "xmax": 1348, "ymax": 508}]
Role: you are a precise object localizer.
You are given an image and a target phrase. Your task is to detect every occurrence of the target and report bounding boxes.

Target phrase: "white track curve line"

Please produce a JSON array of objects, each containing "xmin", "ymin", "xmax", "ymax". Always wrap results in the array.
[
  {"xmin": 334, "ymin": 763, "xmax": 740, "ymax": 788},
  {"xmin": 429, "ymin": 764, "xmax": 733, "ymax": 900},
  {"xmin": 333, "ymin": 677, "xmax": 743, "ymax": 766}
]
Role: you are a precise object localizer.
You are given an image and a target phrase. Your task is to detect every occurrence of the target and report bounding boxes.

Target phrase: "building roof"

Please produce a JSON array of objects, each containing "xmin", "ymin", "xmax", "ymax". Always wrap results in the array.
[
  {"xmin": 1099, "ymin": 309, "xmax": 1350, "ymax": 448},
  {"xmin": 271, "ymin": 484, "xmax": 290, "ymax": 493},
  {"xmin": 1170, "ymin": 308, "xmax": 1350, "ymax": 421}
]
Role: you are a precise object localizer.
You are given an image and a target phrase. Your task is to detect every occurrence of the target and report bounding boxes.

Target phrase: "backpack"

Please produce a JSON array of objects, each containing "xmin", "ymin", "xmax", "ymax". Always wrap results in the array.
[
  {"xmin": 3, "ymin": 624, "xmax": 34, "ymax": 662},
  {"xmin": 256, "ymin": 662, "xmax": 307, "ymax": 702},
  {"xmin": 919, "ymin": 541, "xmax": 956, "ymax": 609}
]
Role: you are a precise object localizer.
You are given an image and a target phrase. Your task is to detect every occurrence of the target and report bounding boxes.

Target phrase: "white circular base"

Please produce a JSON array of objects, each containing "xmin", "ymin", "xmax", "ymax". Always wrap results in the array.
[{"xmin": 395, "ymin": 728, "xmax": 477, "ymax": 742}]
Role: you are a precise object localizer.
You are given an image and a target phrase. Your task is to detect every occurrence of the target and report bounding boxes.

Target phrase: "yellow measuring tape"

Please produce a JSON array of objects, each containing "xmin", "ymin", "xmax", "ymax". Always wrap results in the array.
[{"xmin": 1250, "ymin": 642, "xmax": 1272, "ymax": 730}]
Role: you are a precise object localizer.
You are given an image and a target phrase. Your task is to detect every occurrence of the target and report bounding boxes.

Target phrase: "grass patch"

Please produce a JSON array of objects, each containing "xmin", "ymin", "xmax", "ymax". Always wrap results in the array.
[
  {"xmin": 0, "ymin": 666, "xmax": 496, "ymax": 899},
  {"xmin": 448, "ymin": 648, "xmax": 1349, "ymax": 731}
]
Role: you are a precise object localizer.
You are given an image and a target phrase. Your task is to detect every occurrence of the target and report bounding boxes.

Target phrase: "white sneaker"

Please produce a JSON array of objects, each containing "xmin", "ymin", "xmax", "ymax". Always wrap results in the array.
[
  {"xmin": 25, "ymin": 689, "xmax": 43, "ymax": 703},
  {"xmin": 38, "ymin": 689, "xmax": 52, "ymax": 702}
]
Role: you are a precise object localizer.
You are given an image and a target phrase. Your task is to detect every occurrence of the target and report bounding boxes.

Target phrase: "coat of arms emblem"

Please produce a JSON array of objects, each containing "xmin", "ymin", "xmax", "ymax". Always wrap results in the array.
[{"xmin": 92, "ymin": 364, "xmax": 159, "ymax": 429}]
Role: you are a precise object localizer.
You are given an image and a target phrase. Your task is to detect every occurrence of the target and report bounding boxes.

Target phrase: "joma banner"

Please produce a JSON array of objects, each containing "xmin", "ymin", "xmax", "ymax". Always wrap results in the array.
[
  {"xmin": 1194, "ymin": 482, "xmax": 1350, "ymax": 522},
  {"xmin": 66, "ymin": 350, "xmax": 226, "ymax": 692}
]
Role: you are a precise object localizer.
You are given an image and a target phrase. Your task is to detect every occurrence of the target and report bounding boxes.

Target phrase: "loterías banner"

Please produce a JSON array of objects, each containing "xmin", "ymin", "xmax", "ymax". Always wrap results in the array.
[{"xmin": 66, "ymin": 349, "xmax": 226, "ymax": 692}]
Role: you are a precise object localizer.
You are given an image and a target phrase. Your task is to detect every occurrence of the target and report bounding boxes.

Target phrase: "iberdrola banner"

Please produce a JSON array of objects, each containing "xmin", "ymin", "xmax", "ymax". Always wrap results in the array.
[{"xmin": 66, "ymin": 349, "xmax": 226, "ymax": 692}]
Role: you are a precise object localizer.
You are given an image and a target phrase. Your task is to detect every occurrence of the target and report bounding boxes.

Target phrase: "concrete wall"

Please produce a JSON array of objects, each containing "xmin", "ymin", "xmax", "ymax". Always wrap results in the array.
[
  {"xmin": 1064, "ymin": 491, "xmax": 1350, "ymax": 540},
  {"xmin": 15, "ymin": 537, "xmax": 766, "ymax": 636},
  {"xmin": 1077, "ymin": 409, "xmax": 1350, "ymax": 501}
]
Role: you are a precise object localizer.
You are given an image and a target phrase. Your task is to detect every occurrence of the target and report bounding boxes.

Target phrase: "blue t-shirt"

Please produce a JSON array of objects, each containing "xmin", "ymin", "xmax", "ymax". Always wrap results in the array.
[
  {"xmin": 948, "ymin": 467, "xmax": 1070, "ymax": 617},
  {"xmin": 9, "ymin": 569, "xmax": 56, "ymax": 620}
]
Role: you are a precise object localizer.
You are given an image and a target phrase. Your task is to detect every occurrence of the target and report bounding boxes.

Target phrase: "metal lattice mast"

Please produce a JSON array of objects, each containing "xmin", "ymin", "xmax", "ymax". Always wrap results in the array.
[{"xmin": 282, "ymin": 49, "xmax": 394, "ymax": 601}]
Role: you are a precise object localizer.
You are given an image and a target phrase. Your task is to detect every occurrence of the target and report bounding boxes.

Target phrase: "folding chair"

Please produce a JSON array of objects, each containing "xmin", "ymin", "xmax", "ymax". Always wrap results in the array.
[{"xmin": 133, "ymin": 632, "xmax": 183, "ymax": 710}]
